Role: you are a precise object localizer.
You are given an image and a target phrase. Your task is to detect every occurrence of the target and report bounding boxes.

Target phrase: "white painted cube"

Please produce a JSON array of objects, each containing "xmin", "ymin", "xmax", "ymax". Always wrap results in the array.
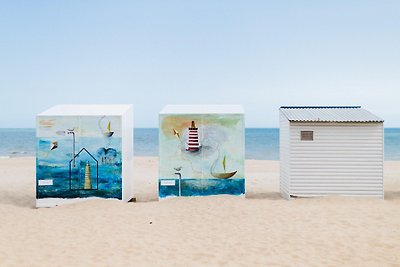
[
  {"xmin": 36, "ymin": 105, "xmax": 133, "ymax": 207},
  {"xmin": 159, "ymin": 105, "xmax": 245, "ymax": 198}
]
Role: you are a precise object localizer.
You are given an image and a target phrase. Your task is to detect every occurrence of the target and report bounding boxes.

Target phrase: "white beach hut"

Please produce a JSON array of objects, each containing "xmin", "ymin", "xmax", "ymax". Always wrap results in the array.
[{"xmin": 279, "ymin": 106, "xmax": 384, "ymax": 199}]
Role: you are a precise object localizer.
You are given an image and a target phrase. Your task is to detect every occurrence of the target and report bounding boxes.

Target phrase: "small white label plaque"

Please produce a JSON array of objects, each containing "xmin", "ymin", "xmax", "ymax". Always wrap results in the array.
[
  {"xmin": 38, "ymin": 179, "xmax": 53, "ymax": 186},
  {"xmin": 161, "ymin": 180, "xmax": 176, "ymax": 186}
]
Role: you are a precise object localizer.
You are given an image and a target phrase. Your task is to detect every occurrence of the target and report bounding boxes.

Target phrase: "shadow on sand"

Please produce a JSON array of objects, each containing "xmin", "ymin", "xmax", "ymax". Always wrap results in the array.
[
  {"xmin": 0, "ymin": 190, "xmax": 36, "ymax": 209},
  {"xmin": 384, "ymin": 191, "xmax": 400, "ymax": 200},
  {"xmin": 246, "ymin": 191, "xmax": 282, "ymax": 200}
]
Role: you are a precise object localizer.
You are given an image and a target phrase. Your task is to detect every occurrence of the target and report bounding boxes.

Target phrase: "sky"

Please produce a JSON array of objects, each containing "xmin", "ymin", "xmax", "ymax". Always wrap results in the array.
[{"xmin": 0, "ymin": 1, "xmax": 399, "ymax": 128}]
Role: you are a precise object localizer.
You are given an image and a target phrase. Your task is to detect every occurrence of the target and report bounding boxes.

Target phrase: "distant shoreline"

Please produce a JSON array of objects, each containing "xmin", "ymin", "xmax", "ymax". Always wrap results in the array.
[{"xmin": 2, "ymin": 128, "xmax": 400, "ymax": 160}]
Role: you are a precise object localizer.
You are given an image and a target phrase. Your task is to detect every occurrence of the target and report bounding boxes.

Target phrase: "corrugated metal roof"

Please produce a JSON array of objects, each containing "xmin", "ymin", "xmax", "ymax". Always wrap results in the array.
[{"xmin": 280, "ymin": 106, "xmax": 384, "ymax": 123}]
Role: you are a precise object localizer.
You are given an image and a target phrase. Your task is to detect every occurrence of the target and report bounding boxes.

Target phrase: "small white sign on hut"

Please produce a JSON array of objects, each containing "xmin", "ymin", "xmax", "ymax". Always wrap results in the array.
[
  {"xmin": 36, "ymin": 105, "xmax": 134, "ymax": 207},
  {"xmin": 279, "ymin": 106, "xmax": 384, "ymax": 199}
]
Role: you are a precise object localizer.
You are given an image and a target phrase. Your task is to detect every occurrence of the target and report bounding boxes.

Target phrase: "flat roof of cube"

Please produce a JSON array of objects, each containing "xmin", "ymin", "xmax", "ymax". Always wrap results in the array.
[
  {"xmin": 38, "ymin": 104, "xmax": 133, "ymax": 116},
  {"xmin": 160, "ymin": 105, "xmax": 244, "ymax": 114},
  {"xmin": 280, "ymin": 106, "xmax": 384, "ymax": 123}
]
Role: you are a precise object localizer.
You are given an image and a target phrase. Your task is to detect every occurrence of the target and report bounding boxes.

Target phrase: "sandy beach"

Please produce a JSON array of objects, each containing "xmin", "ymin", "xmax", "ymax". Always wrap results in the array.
[{"xmin": 1, "ymin": 157, "xmax": 399, "ymax": 266}]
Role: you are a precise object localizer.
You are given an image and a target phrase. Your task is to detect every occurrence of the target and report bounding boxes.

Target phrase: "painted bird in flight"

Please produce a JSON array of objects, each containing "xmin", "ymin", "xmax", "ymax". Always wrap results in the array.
[
  {"xmin": 173, "ymin": 128, "xmax": 181, "ymax": 140},
  {"xmin": 50, "ymin": 141, "xmax": 58, "ymax": 151}
]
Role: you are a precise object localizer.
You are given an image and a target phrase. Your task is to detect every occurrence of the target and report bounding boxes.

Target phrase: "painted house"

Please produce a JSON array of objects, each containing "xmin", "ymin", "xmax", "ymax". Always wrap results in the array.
[
  {"xmin": 159, "ymin": 105, "xmax": 245, "ymax": 198},
  {"xmin": 69, "ymin": 148, "xmax": 99, "ymax": 190},
  {"xmin": 36, "ymin": 105, "xmax": 134, "ymax": 207},
  {"xmin": 279, "ymin": 106, "xmax": 384, "ymax": 199}
]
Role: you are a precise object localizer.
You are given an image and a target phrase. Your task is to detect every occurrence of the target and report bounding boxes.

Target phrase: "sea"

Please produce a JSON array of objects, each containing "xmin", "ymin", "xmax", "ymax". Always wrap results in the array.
[{"xmin": 1, "ymin": 128, "xmax": 400, "ymax": 160}]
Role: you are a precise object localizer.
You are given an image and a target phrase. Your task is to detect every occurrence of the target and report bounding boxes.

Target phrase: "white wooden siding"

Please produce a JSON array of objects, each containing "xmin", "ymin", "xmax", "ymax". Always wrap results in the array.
[
  {"xmin": 287, "ymin": 122, "xmax": 384, "ymax": 198},
  {"xmin": 279, "ymin": 113, "xmax": 290, "ymax": 199}
]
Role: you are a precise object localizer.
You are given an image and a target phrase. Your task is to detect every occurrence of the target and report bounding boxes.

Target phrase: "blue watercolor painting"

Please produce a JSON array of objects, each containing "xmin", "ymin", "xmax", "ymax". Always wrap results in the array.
[
  {"xmin": 159, "ymin": 114, "xmax": 245, "ymax": 198},
  {"xmin": 36, "ymin": 116, "xmax": 123, "ymax": 200}
]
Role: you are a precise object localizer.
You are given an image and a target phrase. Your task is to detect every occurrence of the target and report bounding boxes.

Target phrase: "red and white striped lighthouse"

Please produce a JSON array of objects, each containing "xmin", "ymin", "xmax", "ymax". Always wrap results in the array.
[{"xmin": 186, "ymin": 121, "xmax": 201, "ymax": 152}]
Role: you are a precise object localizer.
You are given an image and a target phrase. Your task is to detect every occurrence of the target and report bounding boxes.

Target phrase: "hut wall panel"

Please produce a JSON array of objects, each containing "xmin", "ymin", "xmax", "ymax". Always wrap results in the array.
[
  {"xmin": 279, "ymin": 112, "xmax": 290, "ymax": 199},
  {"xmin": 288, "ymin": 123, "xmax": 384, "ymax": 198},
  {"xmin": 122, "ymin": 106, "xmax": 134, "ymax": 202}
]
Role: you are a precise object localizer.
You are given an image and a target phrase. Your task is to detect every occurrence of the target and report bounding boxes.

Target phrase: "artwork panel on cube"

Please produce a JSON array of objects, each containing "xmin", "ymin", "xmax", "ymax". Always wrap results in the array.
[
  {"xmin": 159, "ymin": 112, "xmax": 245, "ymax": 198},
  {"xmin": 36, "ymin": 115, "xmax": 123, "ymax": 200}
]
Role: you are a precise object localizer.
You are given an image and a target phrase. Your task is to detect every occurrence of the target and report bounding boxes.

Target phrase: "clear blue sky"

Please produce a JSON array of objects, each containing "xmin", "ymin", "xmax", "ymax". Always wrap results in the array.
[{"xmin": 1, "ymin": 1, "xmax": 399, "ymax": 127}]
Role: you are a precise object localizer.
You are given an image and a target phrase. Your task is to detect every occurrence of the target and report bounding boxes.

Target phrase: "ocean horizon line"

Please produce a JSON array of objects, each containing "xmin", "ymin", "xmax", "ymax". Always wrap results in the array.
[
  {"xmin": 1, "ymin": 128, "xmax": 400, "ymax": 160},
  {"xmin": 1, "ymin": 127, "xmax": 400, "ymax": 130}
]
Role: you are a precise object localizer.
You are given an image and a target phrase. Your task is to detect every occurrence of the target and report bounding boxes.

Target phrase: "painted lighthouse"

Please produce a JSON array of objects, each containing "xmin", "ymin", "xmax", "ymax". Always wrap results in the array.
[{"xmin": 186, "ymin": 121, "xmax": 201, "ymax": 152}]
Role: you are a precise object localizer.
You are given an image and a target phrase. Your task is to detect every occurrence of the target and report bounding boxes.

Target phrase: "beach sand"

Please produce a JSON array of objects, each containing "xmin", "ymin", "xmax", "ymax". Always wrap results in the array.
[{"xmin": 1, "ymin": 157, "xmax": 399, "ymax": 266}]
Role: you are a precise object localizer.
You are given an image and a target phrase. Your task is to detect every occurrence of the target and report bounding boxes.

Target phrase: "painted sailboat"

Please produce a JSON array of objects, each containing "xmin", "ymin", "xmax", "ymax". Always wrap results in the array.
[
  {"xmin": 104, "ymin": 122, "xmax": 114, "ymax": 138},
  {"xmin": 211, "ymin": 155, "xmax": 237, "ymax": 179},
  {"xmin": 186, "ymin": 121, "xmax": 201, "ymax": 152}
]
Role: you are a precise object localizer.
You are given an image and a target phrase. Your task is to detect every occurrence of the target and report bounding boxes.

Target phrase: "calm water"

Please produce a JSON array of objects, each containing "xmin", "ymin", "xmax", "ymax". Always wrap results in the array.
[
  {"xmin": 1, "ymin": 128, "xmax": 400, "ymax": 160},
  {"xmin": 159, "ymin": 178, "xmax": 245, "ymax": 198},
  {"xmin": 36, "ymin": 136, "xmax": 123, "ymax": 199}
]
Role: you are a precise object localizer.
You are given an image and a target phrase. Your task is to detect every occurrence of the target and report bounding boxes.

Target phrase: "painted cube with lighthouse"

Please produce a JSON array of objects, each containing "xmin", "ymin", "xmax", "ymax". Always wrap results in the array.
[
  {"xmin": 159, "ymin": 105, "xmax": 245, "ymax": 198},
  {"xmin": 36, "ymin": 105, "xmax": 133, "ymax": 207}
]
